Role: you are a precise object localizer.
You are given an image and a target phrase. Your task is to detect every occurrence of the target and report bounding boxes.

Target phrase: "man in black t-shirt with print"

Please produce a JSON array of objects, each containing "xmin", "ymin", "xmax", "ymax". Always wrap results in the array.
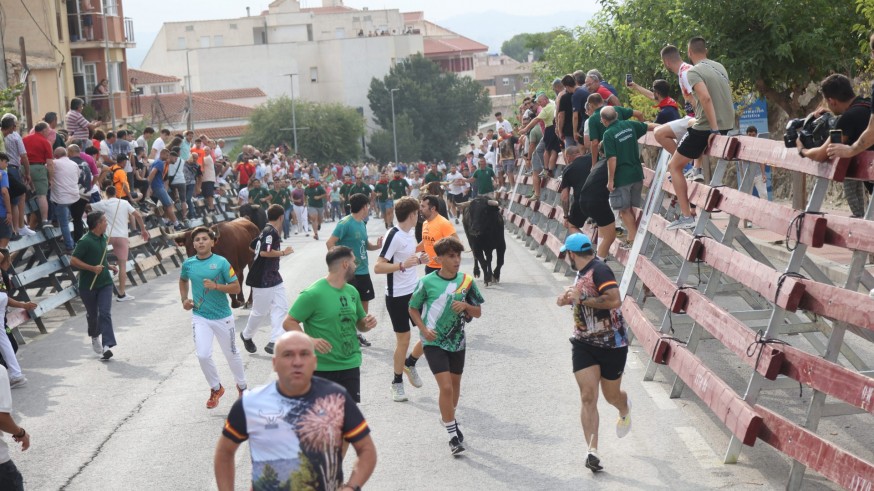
[
  {"xmin": 241, "ymin": 204, "xmax": 294, "ymax": 355},
  {"xmin": 559, "ymin": 145, "xmax": 592, "ymax": 234}
]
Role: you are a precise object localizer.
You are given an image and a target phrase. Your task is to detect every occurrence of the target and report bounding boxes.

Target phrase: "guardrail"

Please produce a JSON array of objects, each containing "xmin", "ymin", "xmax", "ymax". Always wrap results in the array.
[{"xmin": 503, "ymin": 133, "xmax": 874, "ymax": 489}]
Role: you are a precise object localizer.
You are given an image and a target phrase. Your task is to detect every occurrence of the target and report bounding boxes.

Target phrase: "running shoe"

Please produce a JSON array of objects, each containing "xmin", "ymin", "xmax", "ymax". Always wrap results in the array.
[
  {"xmin": 91, "ymin": 337, "xmax": 102, "ymax": 354},
  {"xmin": 116, "ymin": 294, "xmax": 135, "ymax": 302},
  {"xmin": 9, "ymin": 376, "xmax": 27, "ymax": 389},
  {"xmin": 18, "ymin": 226, "xmax": 36, "ymax": 236},
  {"xmin": 404, "ymin": 365, "xmax": 423, "ymax": 388},
  {"xmin": 391, "ymin": 382, "xmax": 408, "ymax": 402},
  {"xmin": 207, "ymin": 385, "xmax": 225, "ymax": 409},
  {"xmin": 100, "ymin": 348, "xmax": 113, "ymax": 361},
  {"xmin": 456, "ymin": 423, "xmax": 464, "ymax": 444},
  {"xmin": 585, "ymin": 451, "xmax": 603, "ymax": 472},
  {"xmin": 40, "ymin": 221, "xmax": 53, "ymax": 230},
  {"xmin": 449, "ymin": 436, "xmax": 465, "ymax": 456},
  {"xmin": 264, "ymin": 342, "xmax": 275, "ymax": 354},
  {"xmin": 240, "ymin": 333, "xmax": 256, "ymax": 353},
  {"xmin": 616, "ymin": 399, "xmax": 632, "ymax": 438},
  {"xmin": 357, "ymin": 334, "xmax": 371, "ymax": 347},
  {"xmin": 683, "ymin": 167, "xmax": 699, "ymax": 180},
  {"xmin": 666, "ymin": 215, "xmax": 697, "ymax": 231},
  {"xmin": 619, "ymin": 241, "xmax": 633, "ymax": 251}
]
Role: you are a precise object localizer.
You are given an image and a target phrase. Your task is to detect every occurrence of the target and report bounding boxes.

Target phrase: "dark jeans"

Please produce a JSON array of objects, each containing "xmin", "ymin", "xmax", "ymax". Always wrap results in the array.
[
  {"xmin": 71, "ymin": 199, "xmax": 88, "ymax": 244},
  {"xmin": 0, "ymin": 460, "xmax": 24, "ymax": 491},
  {"xmin": 80, "ymin": 284, "xmax": 116, "ymax": 348},
  {"xmin": 185, "ymin": 183, "xmax": 196, "ymax": 218}
]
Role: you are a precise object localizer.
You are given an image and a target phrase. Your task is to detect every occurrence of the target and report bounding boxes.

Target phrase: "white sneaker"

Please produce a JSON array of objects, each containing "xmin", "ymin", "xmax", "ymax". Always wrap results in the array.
[
  {"xmin": 404, "ymin": 365, "xmax": 423, "ymax": 388},
  {"xmin": 91, "ymin": 337, "xmax": 102, "ymax": 354},
  {"xmin": 616, "ymin": 398, "xmax": 632, "ymax": 438},
  {"xmin": 391, "ymin": 382, "xmax": 408, "ymax": 402},
  {"xmin": 116, "ymin": 294, "xmax": 135, "ymax": 302},
  {"xmin": 18, "ymin": 226, "xmax": 35, "ymax": 236},
  {"xmin": 9, "ymin": 376, "xmax": 27, "ymax": 389}
]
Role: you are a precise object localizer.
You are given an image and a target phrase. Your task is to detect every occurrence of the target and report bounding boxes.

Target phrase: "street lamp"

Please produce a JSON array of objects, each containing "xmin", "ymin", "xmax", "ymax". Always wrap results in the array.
[
  {"xmin": 284, "ymin": 73, "xmax": 299, "ymax": 155},
  {"xmin": 387, "ymin": 88, "xmax": 399, "ymax": 164}
]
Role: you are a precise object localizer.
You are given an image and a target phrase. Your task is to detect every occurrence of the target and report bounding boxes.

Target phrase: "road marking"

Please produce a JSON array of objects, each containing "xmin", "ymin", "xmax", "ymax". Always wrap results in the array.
[
  {"xmin": 638, "ymin": 379, "xmax": 679, "ymax": 410},
  {"xmin": 675, "ymin": 426, "xmax": 721, "ymax": 470}
]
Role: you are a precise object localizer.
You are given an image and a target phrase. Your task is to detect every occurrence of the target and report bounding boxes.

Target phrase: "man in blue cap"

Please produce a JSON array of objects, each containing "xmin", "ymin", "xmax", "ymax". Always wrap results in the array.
[{"xmin": 555, "ymin": 233, "xmax": 631, "ymax": 473}]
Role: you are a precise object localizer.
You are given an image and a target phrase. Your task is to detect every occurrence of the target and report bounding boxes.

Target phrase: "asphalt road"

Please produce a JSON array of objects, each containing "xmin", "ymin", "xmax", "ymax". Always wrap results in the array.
[{"xmin": 9, "ymin": 216, "xmax": 848, "ymax": 490}]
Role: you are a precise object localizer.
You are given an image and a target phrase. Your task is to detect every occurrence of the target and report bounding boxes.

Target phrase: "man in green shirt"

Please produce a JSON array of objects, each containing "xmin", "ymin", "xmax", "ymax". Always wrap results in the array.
[
  {"xmin": 270, "ymin": 179, "xmax": 293, "ymax": 238},
  {"xmin": 423, "ymin": 163, "xmax": 443, "ymax": 185},
  {"xmin": 339, "ymin": 177, "xmax": 354, "ymax": 216},
  {"xmin": 469, "ymin": 157, "xmax": 497, "ymax": 197},
  {"xmin": 284, "ymin": 245, "xmax": 377, "ymax": 402},
  {"xmin": 70, "ymin": 211, "xmax": 119, "ymax": 361},
  {"xmin": 349, "ymin": 175, "xmax": 371, "ymax": 202},
  {"xmin": 305, "ymin": 179, "xmax": 327, "ymax": 240},
  {"xmin": 587, "ymin": 95, "xmax": 643, "ymax": 160},
  {"xmin": 247, "ymin": 178, "xmax": 270, "ymax": 208},
  {"xmin": 601, "ymin": 107, "xmax": 657, "ymax": 246}
]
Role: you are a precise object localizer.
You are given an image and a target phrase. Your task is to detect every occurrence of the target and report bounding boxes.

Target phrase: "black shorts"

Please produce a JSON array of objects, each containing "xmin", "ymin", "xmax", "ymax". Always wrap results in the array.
[
  {"xmin": 543, "ymin": 124, "xmax": 562, "ymax": 152},
  {"xmin": 449, "ymin": 193, "xmax": 467, "ymax": 204},
  {"xmin": 350, "ymin": 274, "xmax": 375, "ymax": 302},
  {"xmin": 201, "ymin": 181, "xmax": 215, "ymax": 198},
  {"xmin": 385, "ymin": 293, "xmax": 413, "ymax": 333},
  {"xmin": 314, "ymin": 367, "xmax": 361, "ymax": 403},
  {"xmin": 677, "ymin": 128, "xmax": 728, "ymax": 160},
  {"xmin": 571, "ymin": 339, "xmax": 628, "ymax": 380},
  {"xmin": 423, "ymin": 345, "xmax": 466, "ymax": 375},
  {"xmin": 567, "ymin": 203, "xmax": 587, "ymax": 229}
]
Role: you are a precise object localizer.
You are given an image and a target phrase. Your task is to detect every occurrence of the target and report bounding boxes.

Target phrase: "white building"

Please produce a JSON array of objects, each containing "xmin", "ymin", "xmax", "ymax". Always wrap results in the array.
[{"xmin": 140, "ymin": 0, "xmax": 424, "ymax": 131}]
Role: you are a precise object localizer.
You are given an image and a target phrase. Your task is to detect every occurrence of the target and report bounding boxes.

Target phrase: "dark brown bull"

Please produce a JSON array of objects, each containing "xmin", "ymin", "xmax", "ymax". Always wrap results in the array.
[{"xmin": 170, "ymin": 218, "xmax": 260, "ymax": 308}]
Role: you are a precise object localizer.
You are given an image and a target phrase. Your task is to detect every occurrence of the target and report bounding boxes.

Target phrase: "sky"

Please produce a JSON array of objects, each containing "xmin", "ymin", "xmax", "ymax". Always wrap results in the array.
[{"xmin": 124, "ymin": 0, "xmax": 601, "ymax": 67}]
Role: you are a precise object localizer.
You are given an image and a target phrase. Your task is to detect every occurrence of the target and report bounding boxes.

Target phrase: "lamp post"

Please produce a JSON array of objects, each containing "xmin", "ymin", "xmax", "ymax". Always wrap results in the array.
[
  {"xmin": 388, "ymin": 88, "xmax": 399, "ymax": 164},
  {"xmin": 186, "ymin": 49, "xmax": 194, "ymax": 131},
  {"xmin": 284, "ymin": 73, "xmax": 299, "ymax": 155}
]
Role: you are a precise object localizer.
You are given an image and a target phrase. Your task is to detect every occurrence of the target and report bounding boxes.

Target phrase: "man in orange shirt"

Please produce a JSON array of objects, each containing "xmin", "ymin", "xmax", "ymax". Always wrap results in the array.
[
  {"xmin": 108, "ymin": 154, "xmax": 131, "ymax": 201},
  {"xmin": 418, "ymin": 194, "xmax": 458, "ymax": 274}
]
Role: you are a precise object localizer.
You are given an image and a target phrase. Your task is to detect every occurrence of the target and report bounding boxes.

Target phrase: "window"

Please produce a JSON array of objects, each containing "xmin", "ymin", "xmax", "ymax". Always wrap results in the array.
[
  {"xmin": 229, "ymin": 23, "xmax": 237, "ymax": 30},
  {"xmin": 523, "ymin": 76, "xmax": 530, "ymax": 84},
  {"xmin": 185, "ymin": 26, "xmax": 194, "ymax": 32},
  {"xmin": 352, "ymin": 16, "xmax": 360, "ymax": 22},
  {"xmin": 502, "ymin": 77, "xmax": 510, "ymax": 86},
  {"xmin": 72, "ymin": 56, "xmax": 85, "ymax": 75},
  {"xmin": 102, "ymin": 0, "xmax": 117, "ymax": 16},
  {"xmin": 177, "ymin": 37, "xmax": 186, "ymax": 49},
  {"xmin": 310, "ymin": 67, "xmax": 318, "ymax": 82},
  {"xmin": 254, "ymin": 27, "xmax": 267, "ymax": 45},
  {"xmin": 306, "ymin": 24, "xmax": 313, "ymax": 42},
  {"xmin": 213, "ymin": 35, "xmax": 224, "ymax": 47},
  {"xmin": 200, "ymin": 36, "xmax": 210, "ymax": 48},
  {"xmin": 108, "ymin": 62, "xmax": 124, "ymax": 93},
  {"xmin": 84, "ymin": 63, "xmax": 98, "ymax": 97},
  {"xmin": 335, "ymin": 27, "xmax": 345, "ymax": 39}
]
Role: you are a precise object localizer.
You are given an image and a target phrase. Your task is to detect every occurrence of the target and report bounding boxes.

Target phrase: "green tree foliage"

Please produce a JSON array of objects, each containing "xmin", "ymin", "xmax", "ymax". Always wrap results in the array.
[
  {"xmin": 0, "ymin": 84, "xmax": 24, "ymax": 119},
  {"xmin": 253, "ymin": 464, "xmax": 281, "ymax": 491},
  {"xmin": 245, "ymin": 97, "xmax": 364, "ymax": 163},
  {"xmin": 289, "ymin": 452, "xmax": 318, "ymax": 491},
  {"xmin": 368, "ymin": 54, "xmax": 491, "ymax": 162},
  {"xmin": 536, "ymin": 0, "xmax": 864, "ymax": 119},
  {"xmin": 501, "ymin": 30, "xmax": 572, "ymax": 63},
  {"xmin": 367, "ymin": 113, "xmax": 422, "ymax": 163}
]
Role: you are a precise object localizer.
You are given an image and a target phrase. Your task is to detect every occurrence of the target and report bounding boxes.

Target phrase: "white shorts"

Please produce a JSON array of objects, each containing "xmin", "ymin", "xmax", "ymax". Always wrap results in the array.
[{"xmin": 667, "ymin": 116, "xmax": 694, "ymax": 140}]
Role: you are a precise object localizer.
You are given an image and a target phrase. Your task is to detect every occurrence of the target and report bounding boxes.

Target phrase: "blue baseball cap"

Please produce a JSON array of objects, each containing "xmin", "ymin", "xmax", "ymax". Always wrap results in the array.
[{"xmin": 560, "ymin": 233, "xmax": 593, "ymax": 253}]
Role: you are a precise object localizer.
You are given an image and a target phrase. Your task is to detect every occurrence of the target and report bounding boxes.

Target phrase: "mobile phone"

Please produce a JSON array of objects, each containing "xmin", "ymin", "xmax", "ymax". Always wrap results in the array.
[
  {"xmin": 829, "ymin": 129, "xmax": 842, "ymax": 144},
  {"xmin": 625, "ymin": 73, "xmax": 633, "ymax": 85}
]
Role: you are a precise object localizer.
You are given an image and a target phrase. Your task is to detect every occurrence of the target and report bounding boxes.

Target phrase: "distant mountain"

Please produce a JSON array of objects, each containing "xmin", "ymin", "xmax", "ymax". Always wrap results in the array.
[{"xmin": 436, "ymin": 10, "xmax": 596, "ymax": 55}]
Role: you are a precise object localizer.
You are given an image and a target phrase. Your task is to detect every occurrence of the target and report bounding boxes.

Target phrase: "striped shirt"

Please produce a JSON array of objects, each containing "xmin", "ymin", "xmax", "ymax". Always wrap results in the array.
[{"xmin": 65, "ymin": 110, "xmax": 91, "ymax": 140}]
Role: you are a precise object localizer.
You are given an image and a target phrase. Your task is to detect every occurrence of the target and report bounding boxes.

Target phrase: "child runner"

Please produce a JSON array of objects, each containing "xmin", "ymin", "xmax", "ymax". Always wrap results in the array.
[
  {"xmin": 408, "ymin": 237, "xmax": 483, "ymax": 456},
  {"xmin": 179, "ymin": 226, "xmax": 247, "ymax": 409}
]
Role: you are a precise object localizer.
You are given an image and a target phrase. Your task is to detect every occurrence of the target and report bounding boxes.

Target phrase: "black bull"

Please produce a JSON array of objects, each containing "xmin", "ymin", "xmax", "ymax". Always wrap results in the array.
[{"xmin": 460, "ymin": 197, "xmax": 506, "ymax": 286}]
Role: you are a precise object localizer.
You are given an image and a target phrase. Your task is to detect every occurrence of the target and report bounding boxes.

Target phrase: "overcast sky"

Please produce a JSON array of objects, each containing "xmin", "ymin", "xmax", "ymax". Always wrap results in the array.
[{"xmin": 125, "ymin": 0, "xmax": 601, "ymax": 66}]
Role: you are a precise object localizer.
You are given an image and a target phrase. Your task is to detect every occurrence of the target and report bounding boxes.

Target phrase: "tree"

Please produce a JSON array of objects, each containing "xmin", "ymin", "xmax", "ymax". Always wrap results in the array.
[
  {"xmin": 502, "ymin": 30, "xmax": 573, "ymax": 63},
  {"xmin": 368, "ymin": 54, "xmax": 491, "ymax": 162},
  {"xmin": 367, "ymin": 113, "xmax": 422, "ymax": 163},
  {"xmin": 245, "ymin": 97, "xmax": 364, "ymax": 163},
  {"xmin": 0, "ymin": 84, "xmax": 24, "ymax": 119},
  {"xmin": 253, "ymin": 464, "xmax": 281, "ymax": 491}
]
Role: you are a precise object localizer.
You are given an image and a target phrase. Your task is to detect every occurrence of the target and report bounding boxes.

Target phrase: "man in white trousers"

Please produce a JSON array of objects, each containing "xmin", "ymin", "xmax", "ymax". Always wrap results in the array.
[
  {"xmin": 291, "ymin": 180, "xmax": 309, "ymax": 236},
  {"xmin": 240, "ymin": 204, "xmax": 293, "ymax": 355}
]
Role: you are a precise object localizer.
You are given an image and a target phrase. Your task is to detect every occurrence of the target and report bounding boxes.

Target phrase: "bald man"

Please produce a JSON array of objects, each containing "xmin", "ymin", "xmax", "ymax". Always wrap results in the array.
[{"xmin": 216, "ymin": 331, "xmax": 377, "ymax": 491}]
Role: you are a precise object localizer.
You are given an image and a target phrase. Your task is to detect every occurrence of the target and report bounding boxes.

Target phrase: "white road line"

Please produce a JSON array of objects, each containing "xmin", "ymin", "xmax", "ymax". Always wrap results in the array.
[{"xmin": 638, "ymin": 379, "xmax": 680, "ymax": 411}]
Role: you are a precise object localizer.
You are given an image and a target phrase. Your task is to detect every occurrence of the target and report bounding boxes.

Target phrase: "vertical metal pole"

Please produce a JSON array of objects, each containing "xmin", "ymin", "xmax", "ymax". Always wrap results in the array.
[
  {"xmin": 291, "ymin": 76, "xmax": 298, "ymax": 156},
  {"xmin": 186, "ymin": 50, "xmax": 193, "ymax": 131},
  {"xmin": 101, "ymin": 5, "xmax": 116, "ymax": 130},
  {"xmin": 390, "ymin": 88, "xmax": 398, "ymax": 164}
]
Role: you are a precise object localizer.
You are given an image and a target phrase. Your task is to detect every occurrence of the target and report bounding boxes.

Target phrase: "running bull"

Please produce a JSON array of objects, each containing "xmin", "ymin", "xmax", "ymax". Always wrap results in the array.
[
  {"xmin": 169, "ymin": 218, "xmax": 260, "ymax": 308},
  {"xmin": 459, "ymin": 197, "xmax": 506, "ymax": 286}
]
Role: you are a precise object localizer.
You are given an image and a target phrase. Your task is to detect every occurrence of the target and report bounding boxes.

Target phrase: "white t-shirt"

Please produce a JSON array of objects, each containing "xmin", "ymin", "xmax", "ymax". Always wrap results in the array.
[
  {"xmin": 214, "ymin": 145, "xmax": 224, "ymax": 160},
  {"xmin": 496, "ymin": 119, "xmax": 512, "ymax": 134},
  {"xmin": 136, "ymin": 135, "xmax": 147, "ymax": 150},
  {"xmin": 378, "ymin": 226, "xmax": 418, "ymax": 296},
  {"xmin": 446, "ymin": 171, "xmax": 465, "ymax": 195},
  {"xmin": 0, "ymin": 365, "xmax": 11, "ymax": 464},
  {"xmin": 151, "ymin": 137, "xmax": 166, "ymax": 158},
  {"xmin": 407, "ymin": 177, "xmax": 422, "ymax": 198},
  {"xmin": 202, "ymin": 154, "xmax": 216, "ymax": 182},
  {"xmin": 167, "ymin": 158, "xmax": 186, "ymax": 185},
  {"xmin": 238, "ymin": 187, "xmax": 249, "ymax": 204},
  {"xmin": 50, "ymin": 157, "xmax": 82, "ymax": 205},
  {"xmin": 678, "ymin": 62, "xmax": 694, "ymax": 98},
  {"xmin": 91, "ymin": 198, "xmax": 136, "ymax": 238}
]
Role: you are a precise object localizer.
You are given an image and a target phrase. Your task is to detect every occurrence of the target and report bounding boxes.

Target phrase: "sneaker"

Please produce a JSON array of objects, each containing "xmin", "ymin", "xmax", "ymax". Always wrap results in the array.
[
  {"xmin": 585, "ymin": 451, "xmax": 603, "ymax": 473},
  {"xmin": 9, "ymin": 376, "xmax": 27, "ymax": 389},
  {"xmin": 391, "ymin": 382, "xmax": 408, "ymax": 402},
  {"xmin": 40, "ymin": 221, "xmax": 53, "ymax": 230},
  {"xmin": 18, "ymin": 226, "xmax": 36, "ymax": 236},
  {"xmin": 683, "ymin": 167, "xmax": 698, "ymax": 180},
  {"xmin": 116, "ymin": 294, "xmax": 135, "ymax": 302},
  {"xmin": 454, "ymin": 217, "xmax": 459, "ymax": 224},
  {"xmin": 456, "ymin": 424, "xmax": 464, "ymax": 444},
  {"xmin": 666, "ymin": 215, "xmax": 697, "ymax": 231},
  {"xmin": 693, "ymin": 171, "xmax": 705, "ymax": 183},
  {"xmin": 404, "ymin": 365, "xmax": 423, "ymax": 388},
  {"xmin": 91, "ymin": 337, "xmax": 102, "ymax": 354},
  {"xmin": 143, "ymin": 198, "xmax": 157, "ymax": 207},
  {"xmin": 616, "ymin": 399, "xmax": 632, "ymax": 438},
  {"xmin": 619, "ymin": 241, "xmax": 633, "ymax": 251},
  {"xmin": 449, "ymin": 436, "xmax": 465, "ymax": 456},
  {"xmin": 207, "ymin": 385, "xmax": 225, "ymax": 409},
  {"xmin": 357, "ymin": 334, "xmax": 371, "ymax": 347},
  {"xmin": 101, "ymin": 348, "xmax": 113, "ymax": 361},
  {"xmin": 264, "ymin": 342, "xmax": 275, "ymax": 354},
  {"xmin": 237, "ymin": 385, "xmax": 246, "ymax": 399},
  {"xmin": 173, "ymin": 222, "xmax": 185, "ymax": 231},
  {"xmin": 240, "ymin": 333, "xmax": 256, "ymax": 353}
]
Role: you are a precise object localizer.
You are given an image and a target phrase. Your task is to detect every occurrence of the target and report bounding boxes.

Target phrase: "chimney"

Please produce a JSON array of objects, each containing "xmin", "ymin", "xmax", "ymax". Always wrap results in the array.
[
  {"xmin": 246, "ymin": 6, "xmax": 250, "ymax": 16},
  {"xmin": 527, "ymin": 51, "xmax": 534, "ymax": 63}
]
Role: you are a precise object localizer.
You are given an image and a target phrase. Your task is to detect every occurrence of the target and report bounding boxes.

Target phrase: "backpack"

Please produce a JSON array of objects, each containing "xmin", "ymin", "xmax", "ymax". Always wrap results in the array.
[{"xmin": 71, "ymin": 157, "xmax": 92, "ymax": 200}]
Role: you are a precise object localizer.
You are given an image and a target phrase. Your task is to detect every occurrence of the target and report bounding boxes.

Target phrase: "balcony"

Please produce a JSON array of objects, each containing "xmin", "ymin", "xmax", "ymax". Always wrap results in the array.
[
  {"xmin": 68, "ymin": 12, "xmax": 135, "ymax": 48},
  {"xmin": 124, "ymin": 17, "xmax": 134, "ymax": 43}
]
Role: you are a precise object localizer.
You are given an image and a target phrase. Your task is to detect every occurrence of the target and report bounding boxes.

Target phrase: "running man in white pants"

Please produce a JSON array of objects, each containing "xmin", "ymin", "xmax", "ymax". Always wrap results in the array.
[
  {"xmin": 240, "ymin": 204, "xmax": 293, "ymax": 355},
  {"xmin": 0, "ymin": 250, "xmax": 36, "ymax": 389},
  {"xmin": 179, "ymin": 226, "xmax": 247, "ymax": 409},
  {"xmin": 291, "ymin": 180, "xmax": 309, "ymax": 236}
]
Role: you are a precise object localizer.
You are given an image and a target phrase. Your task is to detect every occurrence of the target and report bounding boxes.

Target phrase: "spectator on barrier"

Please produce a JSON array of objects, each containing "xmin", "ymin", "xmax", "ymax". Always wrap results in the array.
[
  {"xmin": 572, "ymin": 71, "xmax": 591, "ymax": 146},
  {"xmin": 50, "ymin": 146, "xmax": 84, "ymax": 253},
  {"xmin": 584, "ymin": 71, "xmax": 620, "ymax": 107},
  {"xmin": 0, "ymin": 154, "xmax": 13, "ymax": 249},
  {"xmin": 830, "ymin": 33, "xmax": 874, "ymax": 174},
  {"xmin": 108, "ymin": 153, "xmax": 131, "ymax": 202},
  {"xmin": 586, "ymin": 94, "xmax": 644, "ymax": 163},
  {"xmin": 0, "ymin": 359, "xmax": 31, "ymax": 487},
  {"xmin": 90, "ymin": 185, "xmax": 148, "ymax": 302},
  {"xmin": 0, "ymin": 115, "xmax": 30, "ymax": 238},
  {"xmin": 557, "ymin": 74, "xmax": 579, "ymax": 153},
  {"xmin": 627, "ymin": 79, "xmax": 682, "ymax": 125},
  {"xmin": 0, "ymin": 249, "xmax": 37, "ymax": 389},
  {"xmin": 149, "ymin": 129, "xmax": 170, "ymax": 161},
  {"xmin": 601, "ymin": 106, "xmax": 657, "ymax": 247},
  {"xmin": 146, "ymin": 149, "xmax": 183, "ymax": 231},
  {"xmin": 21, "ymin": 122, "xmax": 54, "ymax": 229},
  {"xmin": 802, "ymin": 74, "xmax": 874, "ymax": 218},
  {"xmin": 29, "ymin": 113, "xmax": 65, "ymax": 150},
  {"xmin": 201, "ymin": 140, "xmax": 217, "ymax": 213},
  {"xmin": 77, "ymin": 145, "xmax": 102, "ymax": 204},
  {"xmin": 665, "ymin": 37, "xmax": 735, "ymax": 231}
]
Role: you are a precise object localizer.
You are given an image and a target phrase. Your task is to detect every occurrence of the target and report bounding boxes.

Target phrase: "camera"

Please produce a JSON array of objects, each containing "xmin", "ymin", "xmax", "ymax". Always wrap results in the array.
[{"xmin": 783, "ymin": 112, "xmax": 836, "ymax": 149}]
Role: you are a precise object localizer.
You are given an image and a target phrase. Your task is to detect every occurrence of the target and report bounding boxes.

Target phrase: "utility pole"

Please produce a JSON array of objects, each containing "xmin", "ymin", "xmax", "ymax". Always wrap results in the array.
[
  {"xmin": 388, "ymin": 87, "xmax": 399, "ymax": 163},
  {"xmin": 284, "ymin": 73, "xmax": 298, "ymax": 155},
  {"xmin": 101, "ymin": 8, "xmax": 116, "ymax": 130},
  {"xmin": 186, "ymin": 50, "xmax": 194, "ymax": 131}
]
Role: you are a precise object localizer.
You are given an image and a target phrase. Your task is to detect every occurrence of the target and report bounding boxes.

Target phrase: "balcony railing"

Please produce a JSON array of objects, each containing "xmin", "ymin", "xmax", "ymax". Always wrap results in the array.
[
  {"xmin": 124, "ymin": 17, "xmax": 134, "ymax": 43},
  {"xmin": 67, "ymin": 12, "xmax": 135, "ymax": 45}
]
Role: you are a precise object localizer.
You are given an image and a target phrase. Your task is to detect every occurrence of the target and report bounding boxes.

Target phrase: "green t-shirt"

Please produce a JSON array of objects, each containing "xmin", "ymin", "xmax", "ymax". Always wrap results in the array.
[
  {"xmin": 72, "ymin": 232, "xmax": 112, "ymax": 289},
  {"xmin": 687, "ymin": 59, "xmax": 735, "ymax": 131},
  {"xmin": 289, "ymin": 278, "xmax": 366, "ymax": 371},
  {"xmin": 588, "ymin": 106, "xmax": 635, "ymax": 145},
  {"xmin": 270, "ymin": 188, "xmax": 291, "ymax": 208},
  {"xmin": 339, "ymin": 183, "xmax": 353, "ymax": 200},
  {"xmin": 305, "ymin": 185, "xmax": 326, "ymax": 207},
  {"xmin": 180, "ymin": 253, "xmax": 237, "ymax": 320},
  {"xmin": 535, "ymin": 101, "xmax": 556, "ymax": 125},
  {"xmin": 471, "ymin": 167, "xmax": 496, "ymax": 194},
  {"xmin": 248, "ymin": 186, "xmax": 269, "ymax": 206},
  {"xmin": 603, "ymin": 120, "xmax": 648, "ymax": 188},
  {"xmin": 349, "ymin": 183, "xmax": 370, "ymax": 198},
  {"xmin": 373, "ymin": 182, "xmax": 389, "ymax": 202},
  {"xmin": 388, "ymin": 178, "xmax": 407, "ymax": 200},
  {"xmin": 424, "ymin": 171, "xmax": 442, "ymax": 184},
  {"xmin": 409, "ymin": 272, "xmax": 484, "ymax": 352},
  {"xmin": 331, "ymin": 215, "xmax": 369, "ymax": 275},
  {"xmin": 529, "ymin": 124, "xmax": 543, "ymax": 148}
]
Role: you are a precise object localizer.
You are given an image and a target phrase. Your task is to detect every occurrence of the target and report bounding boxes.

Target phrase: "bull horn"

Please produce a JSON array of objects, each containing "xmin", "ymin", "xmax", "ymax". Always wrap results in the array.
[
  {"xmin": 457, "ymin": 201, "xmax": 472, "ymax": 211},
  {"xmin": 167, "ymin": 231, "xmax": 187, "ymax": 241},
  {"xmin": 487, "ymin": 200, "xmax": 499, "ymax": 207},
  {"xmin": 250, "ymin": 204, "xmax": 261, "ymax": 210}
]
